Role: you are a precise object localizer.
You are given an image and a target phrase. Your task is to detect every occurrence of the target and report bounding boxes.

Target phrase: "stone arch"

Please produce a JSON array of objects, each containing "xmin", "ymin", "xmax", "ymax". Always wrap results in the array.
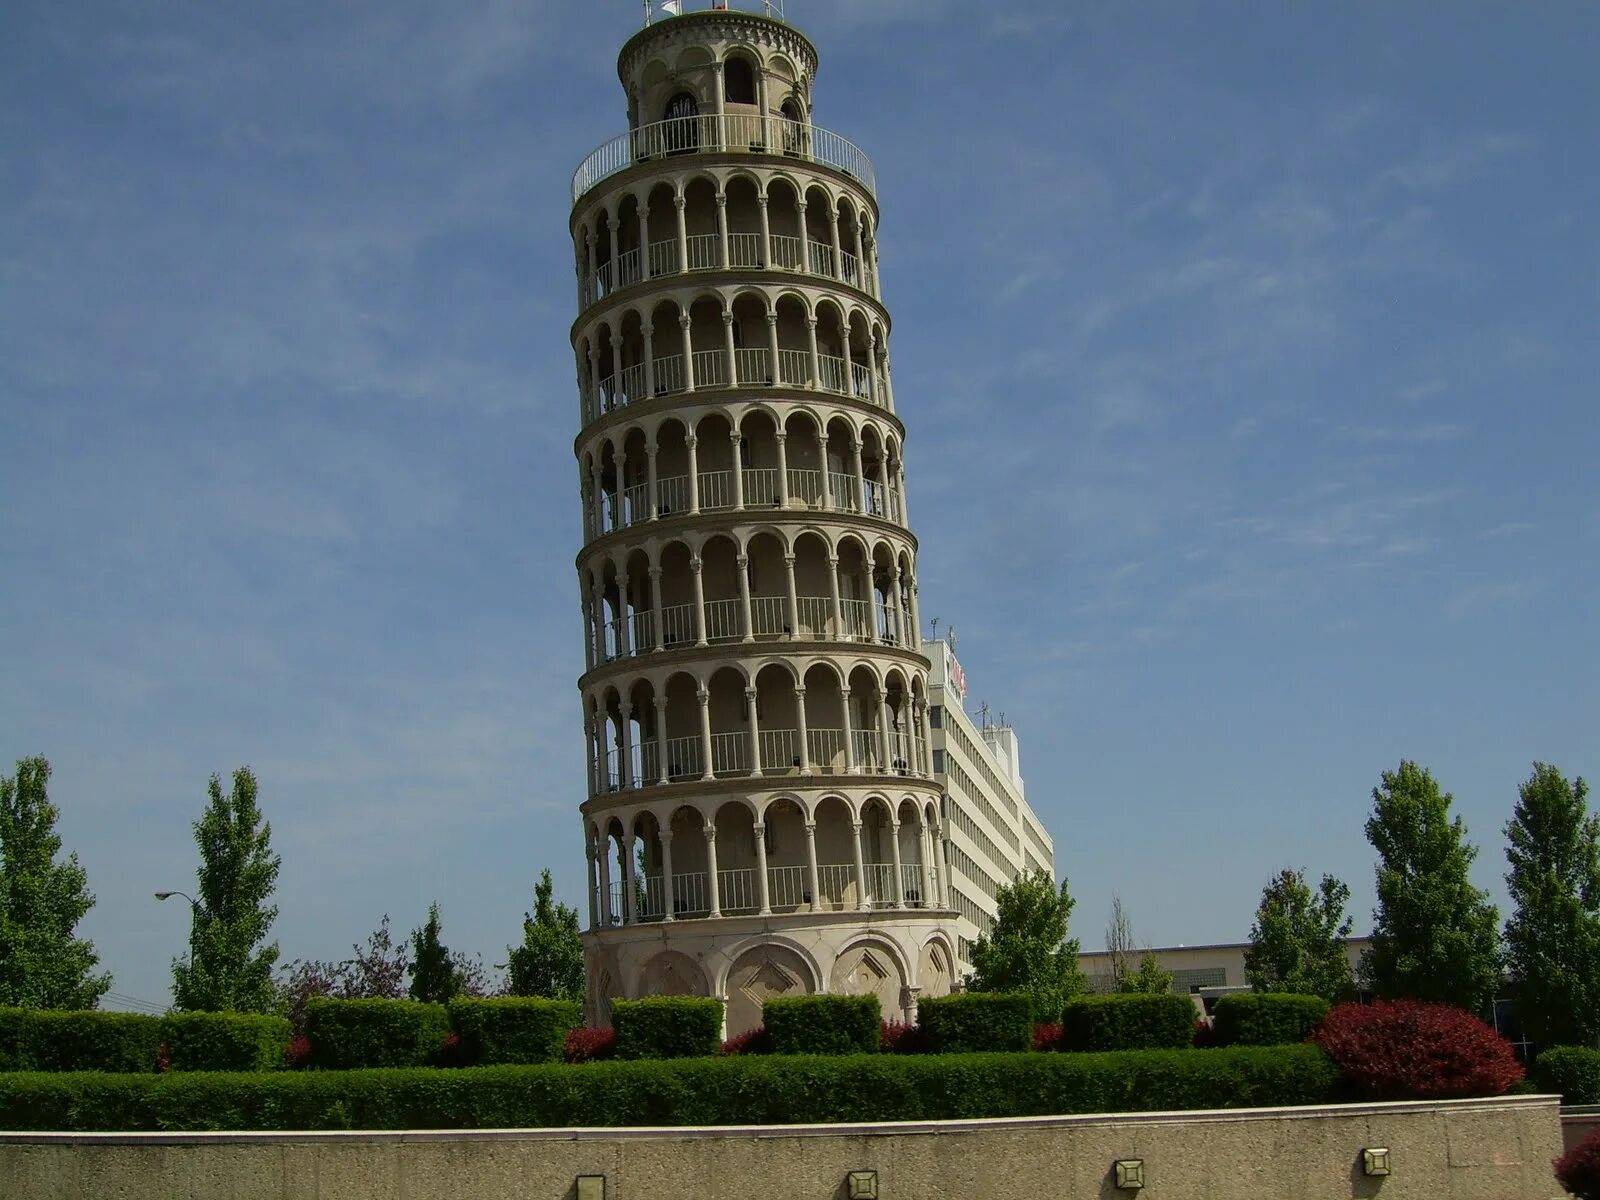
[
  {"xmin": 918, "ymin": 937, "xmax": 955, "ymax": 1001},
  {"xmin": 831, "ymin": 936, "xmax": 909, "ymax": 1023},
  {"xmin": 637, "ymin": 950, "xmax": 709, "ymax": 999},
  {"xmin": 723, "ymin": 940, "xmax": 818, "ymax": 1037}
]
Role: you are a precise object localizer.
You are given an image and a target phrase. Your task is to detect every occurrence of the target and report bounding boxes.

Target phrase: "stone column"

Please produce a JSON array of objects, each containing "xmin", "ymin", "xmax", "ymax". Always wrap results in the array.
[
  {"xmin": 889, "ymin": 816, "xmax": 905, "ymax": 908},
  {"xmin": 722, "ymin": 309, "xmax": 738, "ymax": 389},
  {"xmin": 646, "ymin": 440, "xmax": 659, "ymax": 520},
  {"xmin": 621, "ymin": 826, "xmax": 638, "ymax": 923},
  {"xmin": 851, "ymin": 439, "xmax": 867, "ymax": 513},
  {"xmin": 805, "ymin": 316, "xmax": 821, "ymax": 390},
  {"xmin": 690, "ymin": 555, "xmax": 708, "ymax": 646},
  {"xmin": 637, "ymin": 205, "xmax": 652, "ymax": 280},
  {"xmin": 642, "ymin": 324, "xmax": 656, "ymax": 398},
  {"xmin": 754, "ymin": 821, "xmax": 771, "ymax": 915},
  {"xmin": 585, "ymin": 231, "xmax": 597, "ymax": 303},
  {"xmin": 796, "ymin": 198, "xmax": 811, "ymax": 275},
  {"xmin": 705, "ymin": 823, "xmax": 721, "ymax": 918},
  {"xmin": 841, "ymin": 687, "xmax": 857, "ymax": 772},
  {"xmin": 597, "ymin": 831, "xmax": 613, "ymax": 927},
  {"xmin": 680, "ymin": 314, "xmax": 697, "ymax": 392},
  {"xmin": 618, "ymin": 699, "xmax": 634, "ymax": 787},
  {"xmin": 826, "ymin": 555, "xmax": 844, "ymax": 641},
  {"xmin": 818, "ymin": 435, "xmax": 834, "ymax": 510},
  {"xmin": 794, "ymin": 684, "xmax": 811, "ymax": 774},
  {"xmin": 782, "ymin": 553, "xmax": 800, "ymax": 640},
  {"xmin": 653, "ymin": 695, "xmax": 669, "ymax": 784},
  {"xmin": 851, "ymin": 819, "xmax": 869, "ymax": 911},
  {"xmin": 826, "ymin": 204, "xmax": 843, "ymax": 280},
  {"xmin": 866, "ymin": 337, "xmax": 881, "ymax": 407},
  {"xmin": 886, "ymin": 564, "xmax": 904, "ymax": 645},
  {"xmin": 852, "ymin": 217, "xmax": 867, "ymax": 288},
  {"xmin": 766, "ymin": 311, "xmax": 781, "ymax": 384},
  {"xmin": 736, "ymin": 553, "xmax": 754, "ymax": 642},
  {"xmin": 745, "ymin": 686, "xmax": 761, "ymax": 778},
  {"xmin": 587, "ymin": 343, "xmax": 602, "ymax": 418},
  {"xmin": 660, "ymin": 828, "xmax": 676, "ymax": 921},
  {"xmin": 876, "ymin": 688, "xmax": 893, "ymax": 772},
  {"xmin": 730, "ymin": 429, "xmax": 746, "ymax": 510},
  {"xmin": 674, "ymin": 194, "xmax": 689, "ymax": 276},
  {"xmin": 757, "ymin": 194, "xmax": 772, "ymax": 268},
  {"xmin": 610, "ymin": 334, "xmax": 624, "ymax": 410},
  {"xmin": 685, "ymin": 432, "xmax": 700, "ymax": 512},
  {"xmin": 649, "ymin": 567, "xmax": 665, "ymax": 652},
  {"xmin": 898, "ymin": 462, "xmax": 912, "ymax": 527},
  {"xmin": 616, "ymin": 570, "xmax": 632, "ymax": 656},
  {"xmin": 697, "ymin": 686, "xmax": 715, "ymax": 781},
  {"xmin": 715, "ymin": 190, "xmax": 730, "ymax": 268},
  {"xmin": 586, "ymin": 837, "xmax": 599, "ymax": 927},
  {"xmin": 774, "ymin": 431, "xmax": 791, "ymax": 507},
  {"xmin": 803, "ymin": 819, "xmax": 821, "ymax": 913}
]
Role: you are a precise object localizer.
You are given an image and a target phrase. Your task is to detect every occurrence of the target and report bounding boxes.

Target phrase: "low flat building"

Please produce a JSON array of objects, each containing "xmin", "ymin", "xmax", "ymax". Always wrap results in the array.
[{"xmin": 1076, "ymin": 938, "xmax": 1373, "ymax": 1001}]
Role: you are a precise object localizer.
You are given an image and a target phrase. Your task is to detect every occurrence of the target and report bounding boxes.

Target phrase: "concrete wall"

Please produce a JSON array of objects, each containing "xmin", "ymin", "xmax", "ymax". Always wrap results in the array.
[{"xmin": 0, "ymin": 1095, "xmax": 1563, "ymax": 1200}]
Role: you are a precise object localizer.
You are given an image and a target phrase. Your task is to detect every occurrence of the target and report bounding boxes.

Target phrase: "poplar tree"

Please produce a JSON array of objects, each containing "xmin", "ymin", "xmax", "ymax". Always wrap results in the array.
[
  {"xmin": 0, "ymin": 757, "xmax": 112, "ymax": 1008},
  {"xmin": 506, "ymin": 869, "xmax": 584, "ymax": 1001},
  {"xmin": 171, "ymin": 767, "xmax": 281, "ymax": 1013},
  {"xmin": 1361, "ymin": 761, "xmax": 1500, "ymax": 1014},
  {"xmin": 1504, "ymin": 763, "xmax": 1600, "ymax": 1046},
  {"xmin": 1244, "ymin": 868, "xmax": 1355, "ymax": 1003}
]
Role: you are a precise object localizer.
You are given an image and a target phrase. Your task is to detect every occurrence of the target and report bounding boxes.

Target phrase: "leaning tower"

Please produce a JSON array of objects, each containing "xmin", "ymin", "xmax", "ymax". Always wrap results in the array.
[{"xmin": 570, "ymin": 1, "xmax": 956, "ymax": 1037}]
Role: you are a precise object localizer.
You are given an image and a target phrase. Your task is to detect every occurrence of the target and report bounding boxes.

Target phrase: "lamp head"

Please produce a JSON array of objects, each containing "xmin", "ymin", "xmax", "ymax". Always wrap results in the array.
[{"xmin": 154, "ymin": 891, "xmax": 174, "ymax": 901}]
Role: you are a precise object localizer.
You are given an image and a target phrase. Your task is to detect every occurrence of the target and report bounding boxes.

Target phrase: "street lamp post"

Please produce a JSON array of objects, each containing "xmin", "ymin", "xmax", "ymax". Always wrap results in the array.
[{"xmin": 154, "ymin": 890, "xmax": 205, "ymax": 971}]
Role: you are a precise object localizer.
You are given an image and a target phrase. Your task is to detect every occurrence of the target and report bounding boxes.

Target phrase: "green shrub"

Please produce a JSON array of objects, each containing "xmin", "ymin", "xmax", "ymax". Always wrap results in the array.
[
  {"xmin": 160, "ymin": 1013, "xmax": 292, "ymax": 1072},
  {"xmin": 1532, "ymin": 1046, "xmax": 1600, "ymax": 1105},
  {"xmin": 1212, "ymin": 994, "xmax": 1330, "ymax": 1047},
  {"xmin": 1061, "ymin": 994, "xmax": 1196, "ymax": 1051},
  {"xmin": 612, "ymin": 997, "xmax": 723, "ymax": 1060},
  {"xmin": 447, "ymin": 998, "xmax": 581, "ymax": 1066},
  {"xmin": 918, "ymin": 993, "xmax": 1033, "ymax": 1053},
  {"xmin": 0, "ymin": 1044, "xmax": 1339, "ymax": 1131},
  {"xmin": 0, "ymin": 1009, "xmax": 161, "ymax": 1073},
  {"xmin": 304, "ymin": 998, "xmax": 449, "ymax": 1070},
  {"xmin": 763, "ymin": 995, "xmax": 880, "ymax": 1055}
]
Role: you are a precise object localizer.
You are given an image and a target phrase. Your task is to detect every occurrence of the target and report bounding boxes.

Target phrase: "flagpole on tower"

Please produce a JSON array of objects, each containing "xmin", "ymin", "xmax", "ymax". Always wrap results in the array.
[{"xmin": 643, "ymin": 0, "xmax": 652, "ymax": 27}]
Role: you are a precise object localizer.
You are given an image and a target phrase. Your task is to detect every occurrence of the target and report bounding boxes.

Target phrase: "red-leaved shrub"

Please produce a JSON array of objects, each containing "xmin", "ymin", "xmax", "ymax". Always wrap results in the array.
[
  {"xmin": 1192, "ymin": 1017, "xmax": 1221, "ymax": 1049},
  {"xmin": 284, "ymin": 1034, "xmax": 312, "ymax": 1070},
  {"xmin": 564, "ymin": 1026, "xmax": 616, "ymax": 1063},
  {"xmin": 1556, "ymin": 1127, "xmax": 1600, "ymax": 1199},
  {"xmin": 880, "ymin": 1019, "xmax": 925, "ymax": 1054},
  {"xmin": 1031, "ymin": 1022, "xmax": 1064, "ymax": 1052},
  {"xmin": 1312, "ymin": 1000, "xmax": 1524, "ymax": 1100},
  {"xmin": 154, "ymin": 1042, "xmax": 171, "ymax": 1074},
  {"xmin": 721, "ymin": 1026, "xmax": 769, "ymax": 1056},
  {"xmin": 436, "ymin": 1030, "xmax": 468, "ymax": 1069}
]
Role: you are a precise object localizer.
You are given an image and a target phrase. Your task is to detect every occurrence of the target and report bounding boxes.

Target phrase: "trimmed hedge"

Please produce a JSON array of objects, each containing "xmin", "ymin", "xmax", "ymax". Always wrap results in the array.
[
  {"xmin": 918, "ymin": 993, "xmax": 1033, "ymax": 1053},
  {"xmin": 1211, "ymin": 994, "xmax": 1330, "ymax": 1048},
  {"xmin": 447, "ymin": 998, "xmax": 580, "ymax": 1066},
  {"xmin": 305, "ymin": 998, "xmax": 449, "ymax": 1070},
  {"xmin": 764, "ymin": 995, "xmax": 880, "ymax": 1056},
  {"xmin": 1061, "ymin": 994, "xmax": 1196, "ymax": 1052},
  {"xmin": 0, "ymin": 1044, "xmax": 1339, "ymax": 1131},
  {"xmin": 1536, "ymin": 1046, "xmax": 1600, "ymax": 1106},
  {"xmin": 160, "ymin": 1013, "xmax": 292, "ymax": 1073},
  {"xmin": 0, "ymin": 1009, "xmax": 161, "ymax": 1074},
  {"xmin": 613, "ymin": 997, "xmax": 723, "ymax": 1060}
]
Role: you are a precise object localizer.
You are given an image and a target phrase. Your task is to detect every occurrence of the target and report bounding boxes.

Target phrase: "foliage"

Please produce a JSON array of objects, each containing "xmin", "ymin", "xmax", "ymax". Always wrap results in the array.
[
  {"xmin": 721, "ymin": 1026, "xmax": 770, "ymax": 1056},
  {"xmin": 1032, "ymin": 1022, "xmax": 1065, "ymax": 1052},
  {"xmin": 1312, "ymin": 1000, "xmax": 1524, "ymax": 1100},
  {"xmin": 763, "ymin": 995, "xmax": 880, "ymax": 1055},
  {"xmin": 917, "ymin": 993, "xmax": 1033, "ymax": 1053},
  {"xmin": 612, "ymin": 996, "xmax": 723, "ymax": 1060},
  {"xmin": 0, "ymin": 1045, "xmax": 1340, "ymax": 1131},
  {"xmin": 1119, "ymin": 953, "xmax": 1175, "ymax": 995},
  {"xmin": 1244, "ymin": 869, "xmax": 1355, "ymax": 1003},
  {"xmin": 159, "ymin": 1012, "xmax": 292, "ymax": 1072},
  {"xmin": 967, "ymin": 871, "xmax": 1085, "ymax": 1019},
  {"xmin": 879, "ymin": 1020, "xmax": 925, "ymax": 1054},
  {"xmin": 407, "ymin": 903, "xmax": 463, "ymax": 1005},
  {"xmin": 303, "ymin": 998, "xmax": 449, "ymax": 1070},
  {"xmin": 564, "ymin": 1026, "xmax": 617, "ymax": 1063},
  {"xmin": 1360, "ymin": 761, "xmax": 1501, "ymax": 1015},
  {"xmin": 1556, "ymin": 1127, "xmax": 1600, "ymax": 1200},
  {"xmin": 1104, "ymin": 893, "xmax": 1139, "ymax": 991},
  {"xmin": 171, "ymin": 768, "xmax": 282, "ymax": 1014},
  {"xmin": 1061, "ymin": 994, "xmax": 1196, "ymax": 1051},
  {"xmin": 1211, "ymin": 994, "xmax": 1330, "ymax": 1047},
  {"xmin": 0, "ymin": 1008, "xmax": 160, "ymax": 1072},
  {"xmin": 1504, "ymin": 763, "xmax": 1600, "ymax": 1047},
  {"xmin": 445, "ymin": 997, "xmax": 580, "ymax": 1066},
  {"xmin": 1533, "ymin": 1046, "xmax": 1600, "ymax": 1106},
  {"xmin": 276, "ymin": 915, "xmax": 411, "ymax": 1032},
  {"xmin": 506, "ymin": 869, "xmax": 584, "ymax": 1003},
  {"xmin": 0, "ymin": 757, "xmax": 111, "ymax": 1009}
]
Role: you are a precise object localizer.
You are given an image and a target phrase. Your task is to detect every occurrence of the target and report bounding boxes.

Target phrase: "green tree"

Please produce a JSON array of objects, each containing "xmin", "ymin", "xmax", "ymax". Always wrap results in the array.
[
  {"xmin": 506, "ymin": 869, "xmax": 584, "ymax": 1001},
  {"xmin": 1361, "ymin": 760, "xmax": 1500, "ymax": 1014},
  {"xmin": 1120, "ymin": 953, "xmax": 1175, "ymax": 995},
  {"xmin": 1244, "ymin": 868, "xmax": 1356, "ymax": 1003},
  {"xmin": 407, "ymin": 902, "xmax": 464, "ymax": 1004},
  {"xmin": 171, "ymin": 767, "xmax": 281, "ymax": 1013},
  {"xmin": 967, "ymin": 870, "xmax": 1084, "ymax": 1017},
  {"xmin": 1504, "ymin": 763, "xmax": 1600, "ymax": 1046},
  {"xmin": 0, "ymin": 757, "xmax": 111, "ymax": 1008}
]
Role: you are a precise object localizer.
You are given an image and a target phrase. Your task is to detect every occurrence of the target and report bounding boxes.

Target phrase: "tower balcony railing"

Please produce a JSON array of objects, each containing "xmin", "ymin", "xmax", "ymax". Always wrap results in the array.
[
  {"xmin": 595, "ymin": 725, "xmax": 931, "ymax": 794},
  {"xmin": 595, "ymin": 597, "xmax": 909, "ymax": 664},
  {"xmin": 585, "ymin": 233, "xmax": 866, "ymax": 308},
  {"xmin": 588, "ymin": 349, "xmax": 884, "ymax": 423},
  {"xmin": 593, "ymin": 465, "xmax": 901, "ymax": 536},
  {"xmin": 607, "ymin": 860, "xmax": 925, "ymax": 926},
  {"xmin": 573, "ymin": 115, "xmax": 877, "ymax": 204}
]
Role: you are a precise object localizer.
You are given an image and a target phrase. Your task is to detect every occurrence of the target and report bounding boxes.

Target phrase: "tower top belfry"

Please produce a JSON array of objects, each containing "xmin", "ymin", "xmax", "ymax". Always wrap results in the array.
[{"xmin": 568, "ymin": 5, "xmax": 955, "ymax": 1037}]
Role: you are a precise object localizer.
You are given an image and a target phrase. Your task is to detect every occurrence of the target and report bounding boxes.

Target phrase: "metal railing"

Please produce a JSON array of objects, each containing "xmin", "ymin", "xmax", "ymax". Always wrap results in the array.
[
  {"xmin": 582, "ymin": 345, "xmax": 884, "ymax": 422},
  {"xmin": 787, "ymin": 467, "xmax": 823, "ymax": 506},
  {"xmin": 807, "ymin": 728, "xmax": 846, "ymax": 773},
  {"xmin": 573, "ymin": 115, "xmax": 877, "ymax": 203},
  {"xmin": 697, "ymin": 468, "xmax": 733, "ymax": 510},
  {"xmin": 759, "ymin": 728, "xmax": 801, "ymax": 774},
  {"xmin": 816, "ymin": 864, "xmax": 857, "ymax": 911},
  {"xmin": 770, "ymin": 234, "xmax": 803, "ymax": 271},
  {"xmin": 729, "ymin": 232, "xmax": 762, "ymax": 268},
  {"xmin": 648, "ymin": 239, "xmax": 679, "ymax": 277},
  {"xmin": 829, "ymin": 471, "xmax": 860, "ymax": 511},
  {"xmin": 742, "ymin": 466, "xmax": 781, "ymax": 505},
  {"xmin": 901, "ymin": 864, "xmax": 928, "ymax": 908},
  {"xmin": 767, "ymin": 864, "xmax": 809, "ymax": 910},
  {"xmin": 709, "ymin": 731, "xmax": 748, "ymax": 778},
  {"xmin": 865, "ymin": 863, "xmax": 898, "ymax": 908},
  {"xmin": 718, "ymin": 868, "xmax": 757, "ymax": 915},
  {"xmin": 796, "ymin": 595, "xmax": 830, "ymax": 639},
  {"xmin": 777, "ymin": 348, "xmax": 810, "ymax": 387},
  {"xmin": 750, "ymin": 595, "xmax": 789, "ymax": 638},
  {"xmin": 691, "ymin": 349, "xmax": 727, "ymax": 388},
  {"xmin": 734, "ymin": 347, "xmax": 770, "ymax": 386},
  {"xmin": 704, "ymin": 597, "xmax": 742, "ymax": 643},
  {"xmin": 658, "ymin": 602, "xmax": 695, "ymax": 647},
  {"xmin": 665, "ymin": 735, "xmax": 703, "ymax": 781},
  {"xmin": 686, "ymin": 233, "xmax": 720, "ymax": 271}
]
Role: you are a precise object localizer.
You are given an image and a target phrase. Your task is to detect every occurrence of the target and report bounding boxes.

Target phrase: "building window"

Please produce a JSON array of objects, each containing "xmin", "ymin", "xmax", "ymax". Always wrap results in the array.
[
  {"xmin": 724, "ymin": 58, "xmax": 756, "ymax": 105},
  {"xmin": 932, "ymin": 749, "xmax": 945, "ymax": 773},
  {"xmin": 928, "ymin": 705, "xmax": 942, "ymax": 728}
]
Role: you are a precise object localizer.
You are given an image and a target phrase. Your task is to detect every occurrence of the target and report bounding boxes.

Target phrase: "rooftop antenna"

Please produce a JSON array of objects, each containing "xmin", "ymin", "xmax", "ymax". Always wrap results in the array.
[
  {"xmin": 930, "ymin": 617, "xmax": 940, "ymax": 641},
  {"xmin": 977, "ymin": 701, "xmax": 991, "ymax": 729}
]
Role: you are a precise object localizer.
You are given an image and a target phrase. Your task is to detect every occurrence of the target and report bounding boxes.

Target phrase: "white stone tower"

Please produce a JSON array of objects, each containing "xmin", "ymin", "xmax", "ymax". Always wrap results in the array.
[{"xmin": 571, "ymin": 1, "xmax": 956, "ymax": 1036}]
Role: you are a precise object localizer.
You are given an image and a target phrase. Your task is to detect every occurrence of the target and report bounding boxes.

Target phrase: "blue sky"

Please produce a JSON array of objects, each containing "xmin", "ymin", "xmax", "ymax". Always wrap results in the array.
[{"xmin": 2, "ymin": 0, "xmax": 1595, "ymax": 1009}]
